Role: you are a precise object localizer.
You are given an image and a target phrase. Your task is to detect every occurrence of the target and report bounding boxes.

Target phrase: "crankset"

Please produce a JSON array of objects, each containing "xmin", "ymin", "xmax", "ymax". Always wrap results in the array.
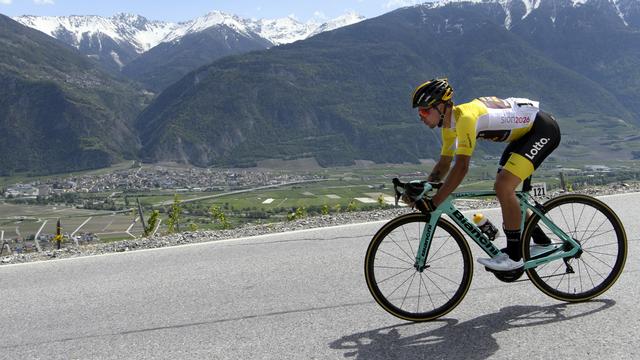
[{"xmin": 485, "ymin": 266, "xmax": 525, "ymax": 283}]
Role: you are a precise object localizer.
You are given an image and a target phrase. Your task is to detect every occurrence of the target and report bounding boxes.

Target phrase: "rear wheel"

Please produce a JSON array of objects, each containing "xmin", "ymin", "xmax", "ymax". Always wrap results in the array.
[
  {"xmin": 365, "ymin": 213, "xmax": 473, "ymax": 321},
  {"xmin": 523, "ymin": 194, "xmax": 627, "ymax": 302}
]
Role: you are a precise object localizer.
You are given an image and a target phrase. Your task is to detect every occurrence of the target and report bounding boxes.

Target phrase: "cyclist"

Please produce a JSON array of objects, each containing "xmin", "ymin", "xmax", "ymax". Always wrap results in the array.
[{"xmin": 410, "ymin": 78, "xmax": 561, "ymax": 271}]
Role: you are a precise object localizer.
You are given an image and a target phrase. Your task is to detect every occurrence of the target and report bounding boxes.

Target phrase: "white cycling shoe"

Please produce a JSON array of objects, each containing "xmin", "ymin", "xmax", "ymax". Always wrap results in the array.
[{"xmin": 477, "ymin": 253, "xmax": 524, "ymax": 271}]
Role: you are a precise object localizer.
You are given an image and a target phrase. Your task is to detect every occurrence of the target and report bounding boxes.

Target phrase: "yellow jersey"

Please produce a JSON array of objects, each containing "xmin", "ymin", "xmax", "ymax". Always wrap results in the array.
[{"xmin": 441, "ymin": 97, "xmax": 539, "ymax": 157}]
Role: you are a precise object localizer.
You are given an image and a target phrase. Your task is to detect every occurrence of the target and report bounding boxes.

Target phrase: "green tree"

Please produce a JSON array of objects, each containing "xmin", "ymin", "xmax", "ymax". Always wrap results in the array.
[
  {"xmin": 295, "ymin": 206, "xmax": 307, "ymax": 219},
  {"xmin": 347, "ymin": 200, "xmax": 357, "ymax": 212},
  {"xmin": 210, "ymin": 205, "xmax": 231, "ymax": 229},
  {"xmin": 144, "ymin": 210, "xmax": 160, "ymax": 236},
  {"xmin": 166, "ymin": 194, "xmax": 182, "ymax": 234},
  {"xmin": 287, "ymin": 206, "xmax": 307, "ymax": 221},
  {"xmin": 321, "ymin": 204, "xmax": 329, "ymax": 215}
]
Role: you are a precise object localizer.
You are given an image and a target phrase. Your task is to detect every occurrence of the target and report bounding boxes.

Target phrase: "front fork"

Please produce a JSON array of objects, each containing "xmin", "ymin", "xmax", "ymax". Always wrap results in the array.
[{"xmin": 414, "ymin": 210, "xmax": 442, "ymax": 272}]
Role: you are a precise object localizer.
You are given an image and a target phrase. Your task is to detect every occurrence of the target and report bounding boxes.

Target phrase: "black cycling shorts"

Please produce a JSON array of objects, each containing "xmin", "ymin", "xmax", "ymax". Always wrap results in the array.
[{"xmin": 498, "ymin": 111, "xmax": 561, "ymax": 180}]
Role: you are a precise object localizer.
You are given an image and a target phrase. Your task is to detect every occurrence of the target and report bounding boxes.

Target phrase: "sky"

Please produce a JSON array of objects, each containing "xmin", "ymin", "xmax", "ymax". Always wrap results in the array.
[{"xmin": 0, "ymin": 0, "xmax": 428, "ymax": 22}]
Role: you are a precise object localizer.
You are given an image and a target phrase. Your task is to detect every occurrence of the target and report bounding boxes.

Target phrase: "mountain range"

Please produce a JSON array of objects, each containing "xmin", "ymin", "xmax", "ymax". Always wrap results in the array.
[
  {"xmin": 135, "ymin": 0, "xmax": 640, "ymax": 167},
  {"xmin": 0, "ymin": 14, "xmax": 148, "ymax": 176},
  {"xmin": 14, "ymin": 11, "xmax": 365, "ymax": 90},
  {"xmin": 2, "ymin": 0, "xmax": 640, "ymax": 174}
]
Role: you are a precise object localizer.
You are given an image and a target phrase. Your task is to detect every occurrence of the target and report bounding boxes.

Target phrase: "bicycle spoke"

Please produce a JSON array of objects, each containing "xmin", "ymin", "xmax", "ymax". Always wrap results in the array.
[
  {"xmin": 400, "ymin": 273, "xmax": 418, "ymax": 309},
  {"xmin": 417, "ymin": 273, "xmax": 421, "ymax": 313},
  {"xmin": 424, "ymin": 273, "xmax": 451, "ymax": 301},
  {"xmin": 385, "ymin": 269, "xmax": 416, "ymax": 297},
  {"xmin": 378, "ymin": 267, "xmax": 414, "ymax": 285},
  {"xmin": 579, "ymin": 209, "xmax": 599, "ymax": 243},
  {"xmin": 577, "ymin": 258, "xmax": 584, "ymax": 293},
  {"xmin": 580, "ymin": 258, "xmax": 599, "ymax": 288},
  {"xmin": 581, "ymin": 218, "xmax": 609, "ymax": 247},
  {"xmin": 575, "ymin": 203, "xmax": 586, "ymax": 237},
  {"xmin": 426, "ymin": 267, "xmax": 460, "ymax": 285},
  {"xmin": 548, "ymin": 260, "xmax": 565, "ymax": 278},
  {"xmin": 425, "ymin": 237, "xmax": 449, "ymax": 264},
  {"xmin": 584, "ymin": 241, "xmax": 619, "ymax": 251},
  {"xmin": 557, "ymin": 206, "xmax": 573, "ymax": 239},
  {"xmin": 387, "ymin": 233, "xmax": 415, "ymax": 263},
  {"xmin": 401, "ymin": 226, "xmax": 416, "ymax": 258},
  {"xmin": 582, "ymin": 250, "xmax": 614, "ymax": 270},
  {"xmin": 428, "ymin": 249, "xmax": 461, "ymax": 263},
  {"xmin": 376, "ymin": 265, "xmax": 414, "ymax": 270},
  {"xmin": 554, "ymin": 268, "xmax": 567, "ymax": 290},
  {"xmin": 582, "ymin": 228, "xmax": 615, "ymax": 240},
  {"xmin": 571, "ymin": 203, "xmax": 577, "ymax": 239},
  {"xmin": 378, "ymin": 249, "xmax": 414, "ymax": 266},
  {"xmin": 420, "ymin": 273, "xmax": 436, "ymax": 309},
  {"xmin": 583, "ymin": 249, "xmax": 617, "ymax": 257}
]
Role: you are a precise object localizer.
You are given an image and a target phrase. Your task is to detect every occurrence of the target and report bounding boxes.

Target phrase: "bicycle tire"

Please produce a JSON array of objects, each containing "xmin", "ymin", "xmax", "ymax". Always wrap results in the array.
[
  {"xmin": 523, "ymin": 194, "xmax": 627, "ymax": 302},
  {"xmin": 364, "ymin": 213, "xmax": 473, "ymax": 321}
]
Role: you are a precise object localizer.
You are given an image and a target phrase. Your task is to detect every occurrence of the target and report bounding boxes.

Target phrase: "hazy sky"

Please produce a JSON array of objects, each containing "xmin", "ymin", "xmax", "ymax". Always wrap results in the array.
[{"xmin": 0, "ymin": 0, "xmax": 428, "ymax": 22}]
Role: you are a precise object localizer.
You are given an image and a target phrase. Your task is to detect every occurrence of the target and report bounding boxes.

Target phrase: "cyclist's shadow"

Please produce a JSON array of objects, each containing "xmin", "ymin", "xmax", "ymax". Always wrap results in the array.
[{"xmin": 329, "ymin": 300, "xmax": 615, "ymax": 360}]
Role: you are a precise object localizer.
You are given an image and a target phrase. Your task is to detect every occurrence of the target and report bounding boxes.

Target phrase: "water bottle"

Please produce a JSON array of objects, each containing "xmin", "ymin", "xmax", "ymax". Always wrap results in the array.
[{"xmin": 473, "ymin": 213, "xmax": 498, "ymax": 241}]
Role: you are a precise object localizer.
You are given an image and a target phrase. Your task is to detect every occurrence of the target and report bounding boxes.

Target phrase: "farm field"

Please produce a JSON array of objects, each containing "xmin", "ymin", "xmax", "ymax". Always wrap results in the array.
[{"xmin": 1, "ymin": 158, "xmax": 635, "ymax": 248}]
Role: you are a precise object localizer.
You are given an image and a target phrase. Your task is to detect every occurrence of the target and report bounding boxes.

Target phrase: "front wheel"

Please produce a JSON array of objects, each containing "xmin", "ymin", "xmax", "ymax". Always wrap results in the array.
[
  {"xmin": 364, "ymin": 213, "xmax": 473, "ymax": 322},
  {"xmin": 523, "ymin": 194, "xmax": 627, "ymax": 302}
]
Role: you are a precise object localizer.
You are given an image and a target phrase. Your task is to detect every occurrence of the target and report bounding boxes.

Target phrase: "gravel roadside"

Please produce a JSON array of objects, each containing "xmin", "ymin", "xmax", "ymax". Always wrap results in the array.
[{"xmin": 2, "ymin": 183, "xmax": 638, "ymax": 266}]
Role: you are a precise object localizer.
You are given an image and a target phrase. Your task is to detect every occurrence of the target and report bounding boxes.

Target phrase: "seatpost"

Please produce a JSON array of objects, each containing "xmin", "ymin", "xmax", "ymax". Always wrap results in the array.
[{"xmin": 522, "ymin": 176, "xmax": 533, "ymax": 192}]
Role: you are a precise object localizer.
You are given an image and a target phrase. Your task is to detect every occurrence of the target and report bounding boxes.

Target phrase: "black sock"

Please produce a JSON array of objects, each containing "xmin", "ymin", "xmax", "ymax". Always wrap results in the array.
[
  {"xmin": 504, "ymin": 229, "xmax": 521, "ymax": 261},
  {"xmin": 532, "ymin": 225, "xmax": 552, "ymax": 245}
]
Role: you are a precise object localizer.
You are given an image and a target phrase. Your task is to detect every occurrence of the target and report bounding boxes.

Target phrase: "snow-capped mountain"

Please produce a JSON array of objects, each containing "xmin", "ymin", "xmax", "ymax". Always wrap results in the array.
[
  {"xmin": 421, "ymin": 0, "xmax": 639, "ymax": 28},
  {"xmin": 13, "ymin": 10, "xmax": 364, "ymax": 74},
  {"xmin": 250, "ymin": 11, "xmax": 366, "ymax": 44},
  {"xmin": 14, "ymin": 10, "xmax": 365, "ymax": 55},
  {"xmin": 15, "ymin": 13, "xmax": 177, "ymax": 53}
]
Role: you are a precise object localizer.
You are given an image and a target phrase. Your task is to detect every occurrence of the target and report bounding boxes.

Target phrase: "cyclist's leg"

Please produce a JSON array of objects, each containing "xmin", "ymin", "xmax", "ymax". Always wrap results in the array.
[
  {"xmin": 505, "ymin": 112, "xmax": 561, "ymax": 244},
  {"xmin": 495, "ymin": 111, "xmax": 561, "ymax": 259},
  {"xmin": 495, "ymin": 168, "xmax": 524, "ymax": 261}
]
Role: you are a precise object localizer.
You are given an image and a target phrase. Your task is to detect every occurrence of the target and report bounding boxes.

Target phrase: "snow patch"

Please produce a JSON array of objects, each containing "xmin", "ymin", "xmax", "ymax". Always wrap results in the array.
[
  {"xmin": 110, "ymin": 50, "xmax": 123, "ymax": 68},
  {"xmin": 521, "ymin": 0, "xmax": 542, "ymax": 19}
]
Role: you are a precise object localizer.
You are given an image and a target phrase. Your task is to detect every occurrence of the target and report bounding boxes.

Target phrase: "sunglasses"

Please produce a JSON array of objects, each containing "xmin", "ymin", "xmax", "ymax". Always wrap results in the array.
[{"xmin": 418, "ymin": 107, "xmax": 434, "ymax": 117}]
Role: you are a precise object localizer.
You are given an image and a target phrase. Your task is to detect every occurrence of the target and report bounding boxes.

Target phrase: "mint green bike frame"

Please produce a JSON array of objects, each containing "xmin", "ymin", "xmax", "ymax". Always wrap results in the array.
[{"xmin": 414, "ymin": 185, "xmax": 582, "ymax": 272}]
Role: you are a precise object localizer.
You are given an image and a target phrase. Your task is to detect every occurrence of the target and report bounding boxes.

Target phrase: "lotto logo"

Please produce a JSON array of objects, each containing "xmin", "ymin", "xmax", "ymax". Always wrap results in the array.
[{"xmin": 525, "ymin": 138, "xmax": 551, "ymax": 160}]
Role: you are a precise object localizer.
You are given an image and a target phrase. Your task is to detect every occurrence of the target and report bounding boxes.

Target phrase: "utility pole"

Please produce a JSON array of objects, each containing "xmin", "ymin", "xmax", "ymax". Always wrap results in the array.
[
  {"xmin": 136, "ymin": 197, "xmax": 147, "ymax": 232},
  {"xmin": 54, "ymin": 218, "xmax": 62, "ymax": 250}
]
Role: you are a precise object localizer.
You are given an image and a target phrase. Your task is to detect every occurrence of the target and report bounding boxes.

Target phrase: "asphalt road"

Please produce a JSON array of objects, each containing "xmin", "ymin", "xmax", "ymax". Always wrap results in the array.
[{"xmin": 0, "ymin": 193, "xmax": 638, "ymax": 359}]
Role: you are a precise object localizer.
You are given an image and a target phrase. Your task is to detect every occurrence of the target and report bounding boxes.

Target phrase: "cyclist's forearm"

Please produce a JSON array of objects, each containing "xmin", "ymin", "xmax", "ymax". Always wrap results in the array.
[
  {"xmin": 428, "ymin": 156, "xmax": 452, "ymax": 182},
  {"xmin": 432, "ymin": 161, "xmax": 468, "ymax": 206}
]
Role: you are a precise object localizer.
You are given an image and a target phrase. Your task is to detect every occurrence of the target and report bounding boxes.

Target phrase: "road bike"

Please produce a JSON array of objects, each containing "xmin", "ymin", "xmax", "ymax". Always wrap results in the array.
[{"xmin": 364, "ymin": 177, "xmax": 627, "ymax": 322}]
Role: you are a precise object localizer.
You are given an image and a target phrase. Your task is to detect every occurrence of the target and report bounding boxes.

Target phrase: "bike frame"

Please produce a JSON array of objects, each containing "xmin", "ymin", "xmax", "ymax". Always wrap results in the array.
[{"xmin": 414, "ymin": 187, "xmax": 582, "ymax": 271}]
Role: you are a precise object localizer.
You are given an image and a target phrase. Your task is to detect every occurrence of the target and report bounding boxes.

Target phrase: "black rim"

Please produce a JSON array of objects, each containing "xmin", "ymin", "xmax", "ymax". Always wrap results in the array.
[
  {"xmin": 524, "ymin": 195, "xmax": 626, "ymax": 301},
  {"xmin": 365, "ymin": 214, "xmax": 472, "ymax": 321}
]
